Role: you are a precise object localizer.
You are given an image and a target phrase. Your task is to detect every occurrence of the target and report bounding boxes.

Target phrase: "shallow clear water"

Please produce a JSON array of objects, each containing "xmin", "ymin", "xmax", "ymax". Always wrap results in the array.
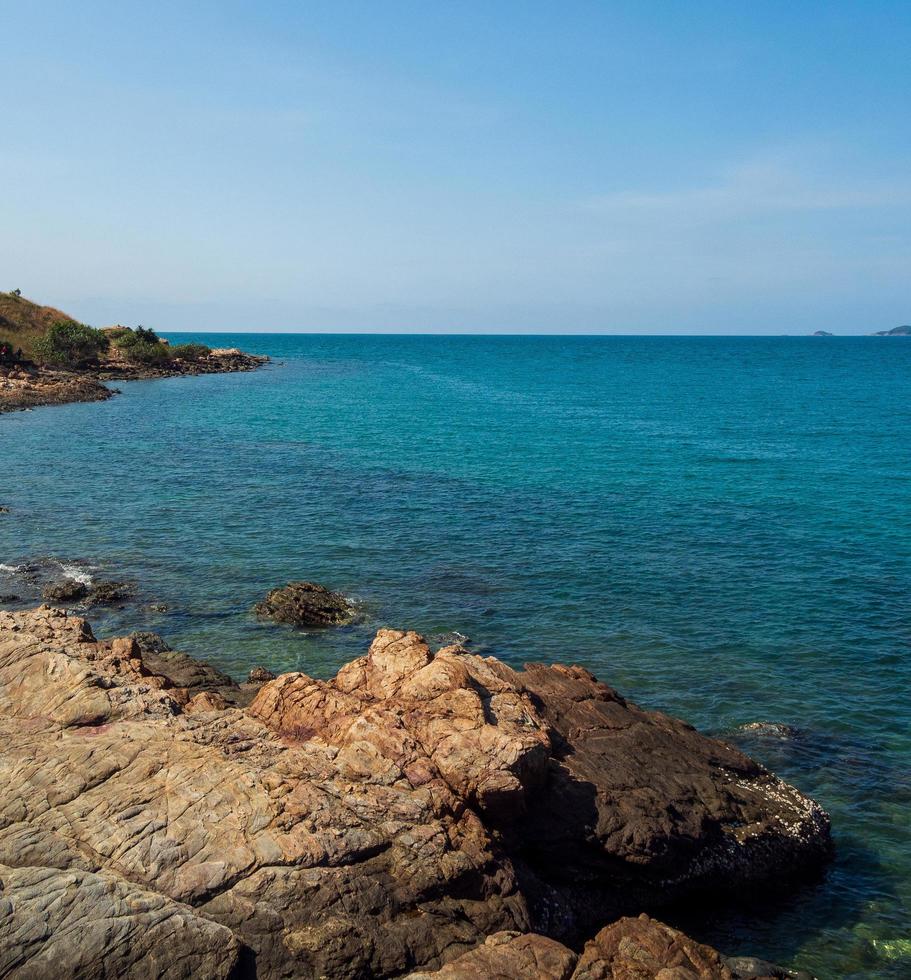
[{"xmin": 2, "ymin": 334, "xmax": 909, "ymax": 977}]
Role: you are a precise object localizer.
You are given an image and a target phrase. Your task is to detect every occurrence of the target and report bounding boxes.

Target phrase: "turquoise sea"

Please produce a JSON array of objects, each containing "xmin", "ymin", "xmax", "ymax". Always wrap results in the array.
[{"xmin": 2, "ymin": 334, "xmax": 909, "ymax": 977}]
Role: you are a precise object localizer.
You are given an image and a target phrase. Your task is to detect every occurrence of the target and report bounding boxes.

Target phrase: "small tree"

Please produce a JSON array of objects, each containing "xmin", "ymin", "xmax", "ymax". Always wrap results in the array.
[
  {"xmin": 33, "ymin": 321, "xmax": 109, "ymax": 368},
  {"xmin": 9, "ymin": 288, "xmax": 20, "ymax": 298},
  {"xmin": 134, "ymin": 325, "xmax": 160, "ymax": 344}
]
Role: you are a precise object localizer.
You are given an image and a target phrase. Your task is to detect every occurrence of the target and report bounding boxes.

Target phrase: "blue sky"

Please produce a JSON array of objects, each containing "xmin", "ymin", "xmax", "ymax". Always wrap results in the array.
[{"xmin": 2, "ymin": 1, "xmax": 909, "ymax": 333}]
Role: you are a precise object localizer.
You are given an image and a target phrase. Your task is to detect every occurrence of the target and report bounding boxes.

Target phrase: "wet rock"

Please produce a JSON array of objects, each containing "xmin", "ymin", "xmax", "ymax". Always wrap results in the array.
[
  {"xmin": 254, "ymin": 581, "xmax": 354, "ymax": 627},
  {"xmin": 84, "ymin": 580, "xmax": 135, "ymax": 606},
  {"xmin": 725, "ymin": 955, "xmax": 814, "ymax": 979},
  {"xmin": 129, "ymin": 631, "xmax": 173, "ymax": 654},
  {"xmin": 0, "ymin": 595, "xmax": 19, "ymax": 604},
  {"xmin": 0, "ymin": 506, "xmax": 9, "ymax": 514},
  {"xmin": 0, "ymin": 609, "xmax": 832, "ymax": 979},
  {"xmin": 41, "ymin": 578, "xmax": 88, "ymax": 603},
  {"xmin": 248, "ymin": 665, "xmax": 276, "ymax": 683},
  {"xmin": 737, "ymin": 722, "xmax": 802, "ymax": 739}
]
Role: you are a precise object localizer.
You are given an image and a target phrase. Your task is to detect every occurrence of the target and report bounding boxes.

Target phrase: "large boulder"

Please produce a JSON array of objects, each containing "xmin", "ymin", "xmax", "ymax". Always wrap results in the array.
[
  {"xmin": 0, "ymin": 608, "xmax": 831, "ymax": 979},
  {"xmin": 254, "ymin": 581, "xmax": 354, "ymax": 627}
]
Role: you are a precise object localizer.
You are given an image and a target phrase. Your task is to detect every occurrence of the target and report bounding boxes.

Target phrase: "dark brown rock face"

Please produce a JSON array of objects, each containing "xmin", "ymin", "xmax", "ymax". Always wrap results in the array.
[
  {"xmin": 40, "ymin": 578, "xmax": 88, "ymax": 603},
  {"xmin": 254, "ymin": 580, "xmax": 354, "ymax": 627},
  {"xmin": 500, "ymin": 664, "xmax": 833, "ymax": 940},
  {"xmin": 83, "ymin": 579, "xmax": 135, "ymax": 606},
  {"xmin": 0, "ymin": 610, "xmax": 830, "ymax": 979}
]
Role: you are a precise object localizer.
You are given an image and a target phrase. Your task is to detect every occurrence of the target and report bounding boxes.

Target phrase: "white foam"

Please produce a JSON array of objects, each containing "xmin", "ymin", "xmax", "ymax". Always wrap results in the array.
[{"xmin": 58, "ymin": 562, "xmax": 94, "ymax": 586}]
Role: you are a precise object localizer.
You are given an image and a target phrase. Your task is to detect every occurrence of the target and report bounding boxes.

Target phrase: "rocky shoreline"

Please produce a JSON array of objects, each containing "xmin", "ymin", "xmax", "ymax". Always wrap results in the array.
[
  {"xmin": 0, "ymin": 347, "xmax": 267, "ymax": 414},
  {"xmin": 0, "ymin": 604, "xmax": 832, "ymax": 978}
]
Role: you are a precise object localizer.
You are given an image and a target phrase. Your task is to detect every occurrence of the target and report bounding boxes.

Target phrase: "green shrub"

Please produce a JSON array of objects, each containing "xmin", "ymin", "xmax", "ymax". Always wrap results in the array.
[
  {"xmin": 33, "ymin": 320, "xmax": 109, "ymax": 368},
  {"xmin": 117, "ymin": 337, "xmax": 172, "ymax": 365},
  {"xmin": 104, "ymin": 326, "xmax": 131, "ymax": 340},
  {"xmin": 170, "ymin": 342, "xmax": 211, "ymax": 361}
]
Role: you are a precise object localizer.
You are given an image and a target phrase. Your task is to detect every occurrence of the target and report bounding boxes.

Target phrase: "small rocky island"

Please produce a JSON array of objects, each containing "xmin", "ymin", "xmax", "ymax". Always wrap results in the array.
[
  {"xmin": 870, "ymin": 325, "xmax": 911, "ymax": 336},
  {"xmin": 0, "ymin": 605, "xmax": 832, "ymax": 978},
  {"xmin": 254, "ymin": 581, "xmax": 355, "ymax": 627},
  {"xmin": 0, "ymin": 291, "xmax": 266, "ymax": 413}
]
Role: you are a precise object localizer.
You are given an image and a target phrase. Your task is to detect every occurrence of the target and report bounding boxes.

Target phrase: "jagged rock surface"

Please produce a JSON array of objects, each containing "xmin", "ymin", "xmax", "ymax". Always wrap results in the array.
[{"xmin": 0, "ymin": 609, "xmax": 830, "ymax": 979}]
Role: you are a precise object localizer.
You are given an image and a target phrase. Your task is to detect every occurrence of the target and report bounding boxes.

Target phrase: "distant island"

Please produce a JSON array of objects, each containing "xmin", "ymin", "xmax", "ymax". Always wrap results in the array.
[
  {"xmin": 0, "ymin": 290, "xmax": 266, "ymax": 413},
  {"xmin": 813, "ymin": 330, "xmax": 834, "ymax": 336},
  {"xmin": 871, "ymin": 325, "xmax": 911, "ymax": 336}
]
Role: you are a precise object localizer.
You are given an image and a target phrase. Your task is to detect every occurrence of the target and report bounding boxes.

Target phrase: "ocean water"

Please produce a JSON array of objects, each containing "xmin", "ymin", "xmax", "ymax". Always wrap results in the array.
[{"xmin": 2, "ymin": 334, "xmax": 909, "ymax": 977}]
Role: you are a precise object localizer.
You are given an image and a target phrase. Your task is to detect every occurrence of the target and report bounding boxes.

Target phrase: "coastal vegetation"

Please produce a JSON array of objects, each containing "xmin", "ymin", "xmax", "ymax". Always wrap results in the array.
[
  {"xmin": 32, "ymin": 320, "xmax": 109, "ymax": 368},
  {"xmin": 170, "ymin": 341, "xmax": 212, "ymax": 361},
  {"xmin": 110, "ymin": 325, "xmax": 172, "ymax": 366}
]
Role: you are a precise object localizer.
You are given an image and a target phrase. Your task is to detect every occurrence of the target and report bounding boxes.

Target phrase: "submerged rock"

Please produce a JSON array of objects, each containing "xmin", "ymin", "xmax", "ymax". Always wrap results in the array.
[
  {"xmin": 0, "ymin": 608, "xmax": 832, "ymax": 979},
  {"xmin": 737, "ymin": 721, "xmax": 802, "ymax": 739},
  {"xmin": 254, "ymin": 580, "xmax": 354, "ymax": 627}
]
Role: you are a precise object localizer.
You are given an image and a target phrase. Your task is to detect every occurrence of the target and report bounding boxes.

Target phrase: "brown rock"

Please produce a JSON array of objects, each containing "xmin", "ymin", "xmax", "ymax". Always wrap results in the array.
[
  {"xmin": 407, "ymin": 916, "xmax": 793, "ymax": 979},
  {"xmin": 248, "ymin": 665, "xmax": 277, "ymax": 683},
  {"xmin": 254, "ymin": 580, "xmax": 354, "ymax": 627},
  {"xmin": 573, "ymin": 914, "xmax": 734, "ymax": 979},
  {"xmin": 85, "ymin": 579, "xmax": 135, "ymax": 606},
  {"xmin": 0, "ymin": 608, "xmax": 831, "ymax": 979},
  {"xmin": 405, "ymin": 931, "xmax": 577, "ymax": 979},
  {"xmin": 40, "ymin": 578, "xmax": 88, "ymax": 603},
  {"xmin": 0, "ymin": 863, "xmax": 240, "ymax": 979},
  {"xmin": 185, "ymin": 691, "xmax": 228, "ymax": 714}
]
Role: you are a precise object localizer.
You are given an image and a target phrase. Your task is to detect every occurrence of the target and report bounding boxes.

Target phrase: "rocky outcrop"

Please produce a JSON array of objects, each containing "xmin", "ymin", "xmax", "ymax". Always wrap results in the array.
[
  {"xmin": 254, "ymin": 581, "xmax": 354, "ymax": 627},
  {"xmin": 0, "ymin": 349, "xmax": 266, "ymax": 414},
  {"xmin": 0, "ymin": 608, "xmax": 831, "ymax": 979},
  {"xmin": 40, "ymin": 576, "xmax": 134, "ymax": 608},
  {"xmin": 250, "ymin": 630, "xmax": 832, "ymax": 943},
  {"xmin": 0, "ymin": 365, "xmax": 113, "ymax": 412}
]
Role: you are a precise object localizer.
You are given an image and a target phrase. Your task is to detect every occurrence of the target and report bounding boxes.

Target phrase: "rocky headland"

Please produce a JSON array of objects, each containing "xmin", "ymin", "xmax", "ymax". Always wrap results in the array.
[
  {"xmin": 0, "ymin": 605, "xmax": 832, "ymax": 978},
  {"xmin": 0, "ymin": 291, "xmax": 266, "ymax": 414},
  {"xmin": 0, "ymin": 344, "xmax": 267, "ymax": 413}
]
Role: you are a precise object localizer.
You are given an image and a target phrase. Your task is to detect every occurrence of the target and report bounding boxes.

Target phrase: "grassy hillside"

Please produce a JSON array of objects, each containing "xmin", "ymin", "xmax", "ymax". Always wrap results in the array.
[{"xmin": 0, "ymin": 291, "xmax": 81, "ymax": 360}]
